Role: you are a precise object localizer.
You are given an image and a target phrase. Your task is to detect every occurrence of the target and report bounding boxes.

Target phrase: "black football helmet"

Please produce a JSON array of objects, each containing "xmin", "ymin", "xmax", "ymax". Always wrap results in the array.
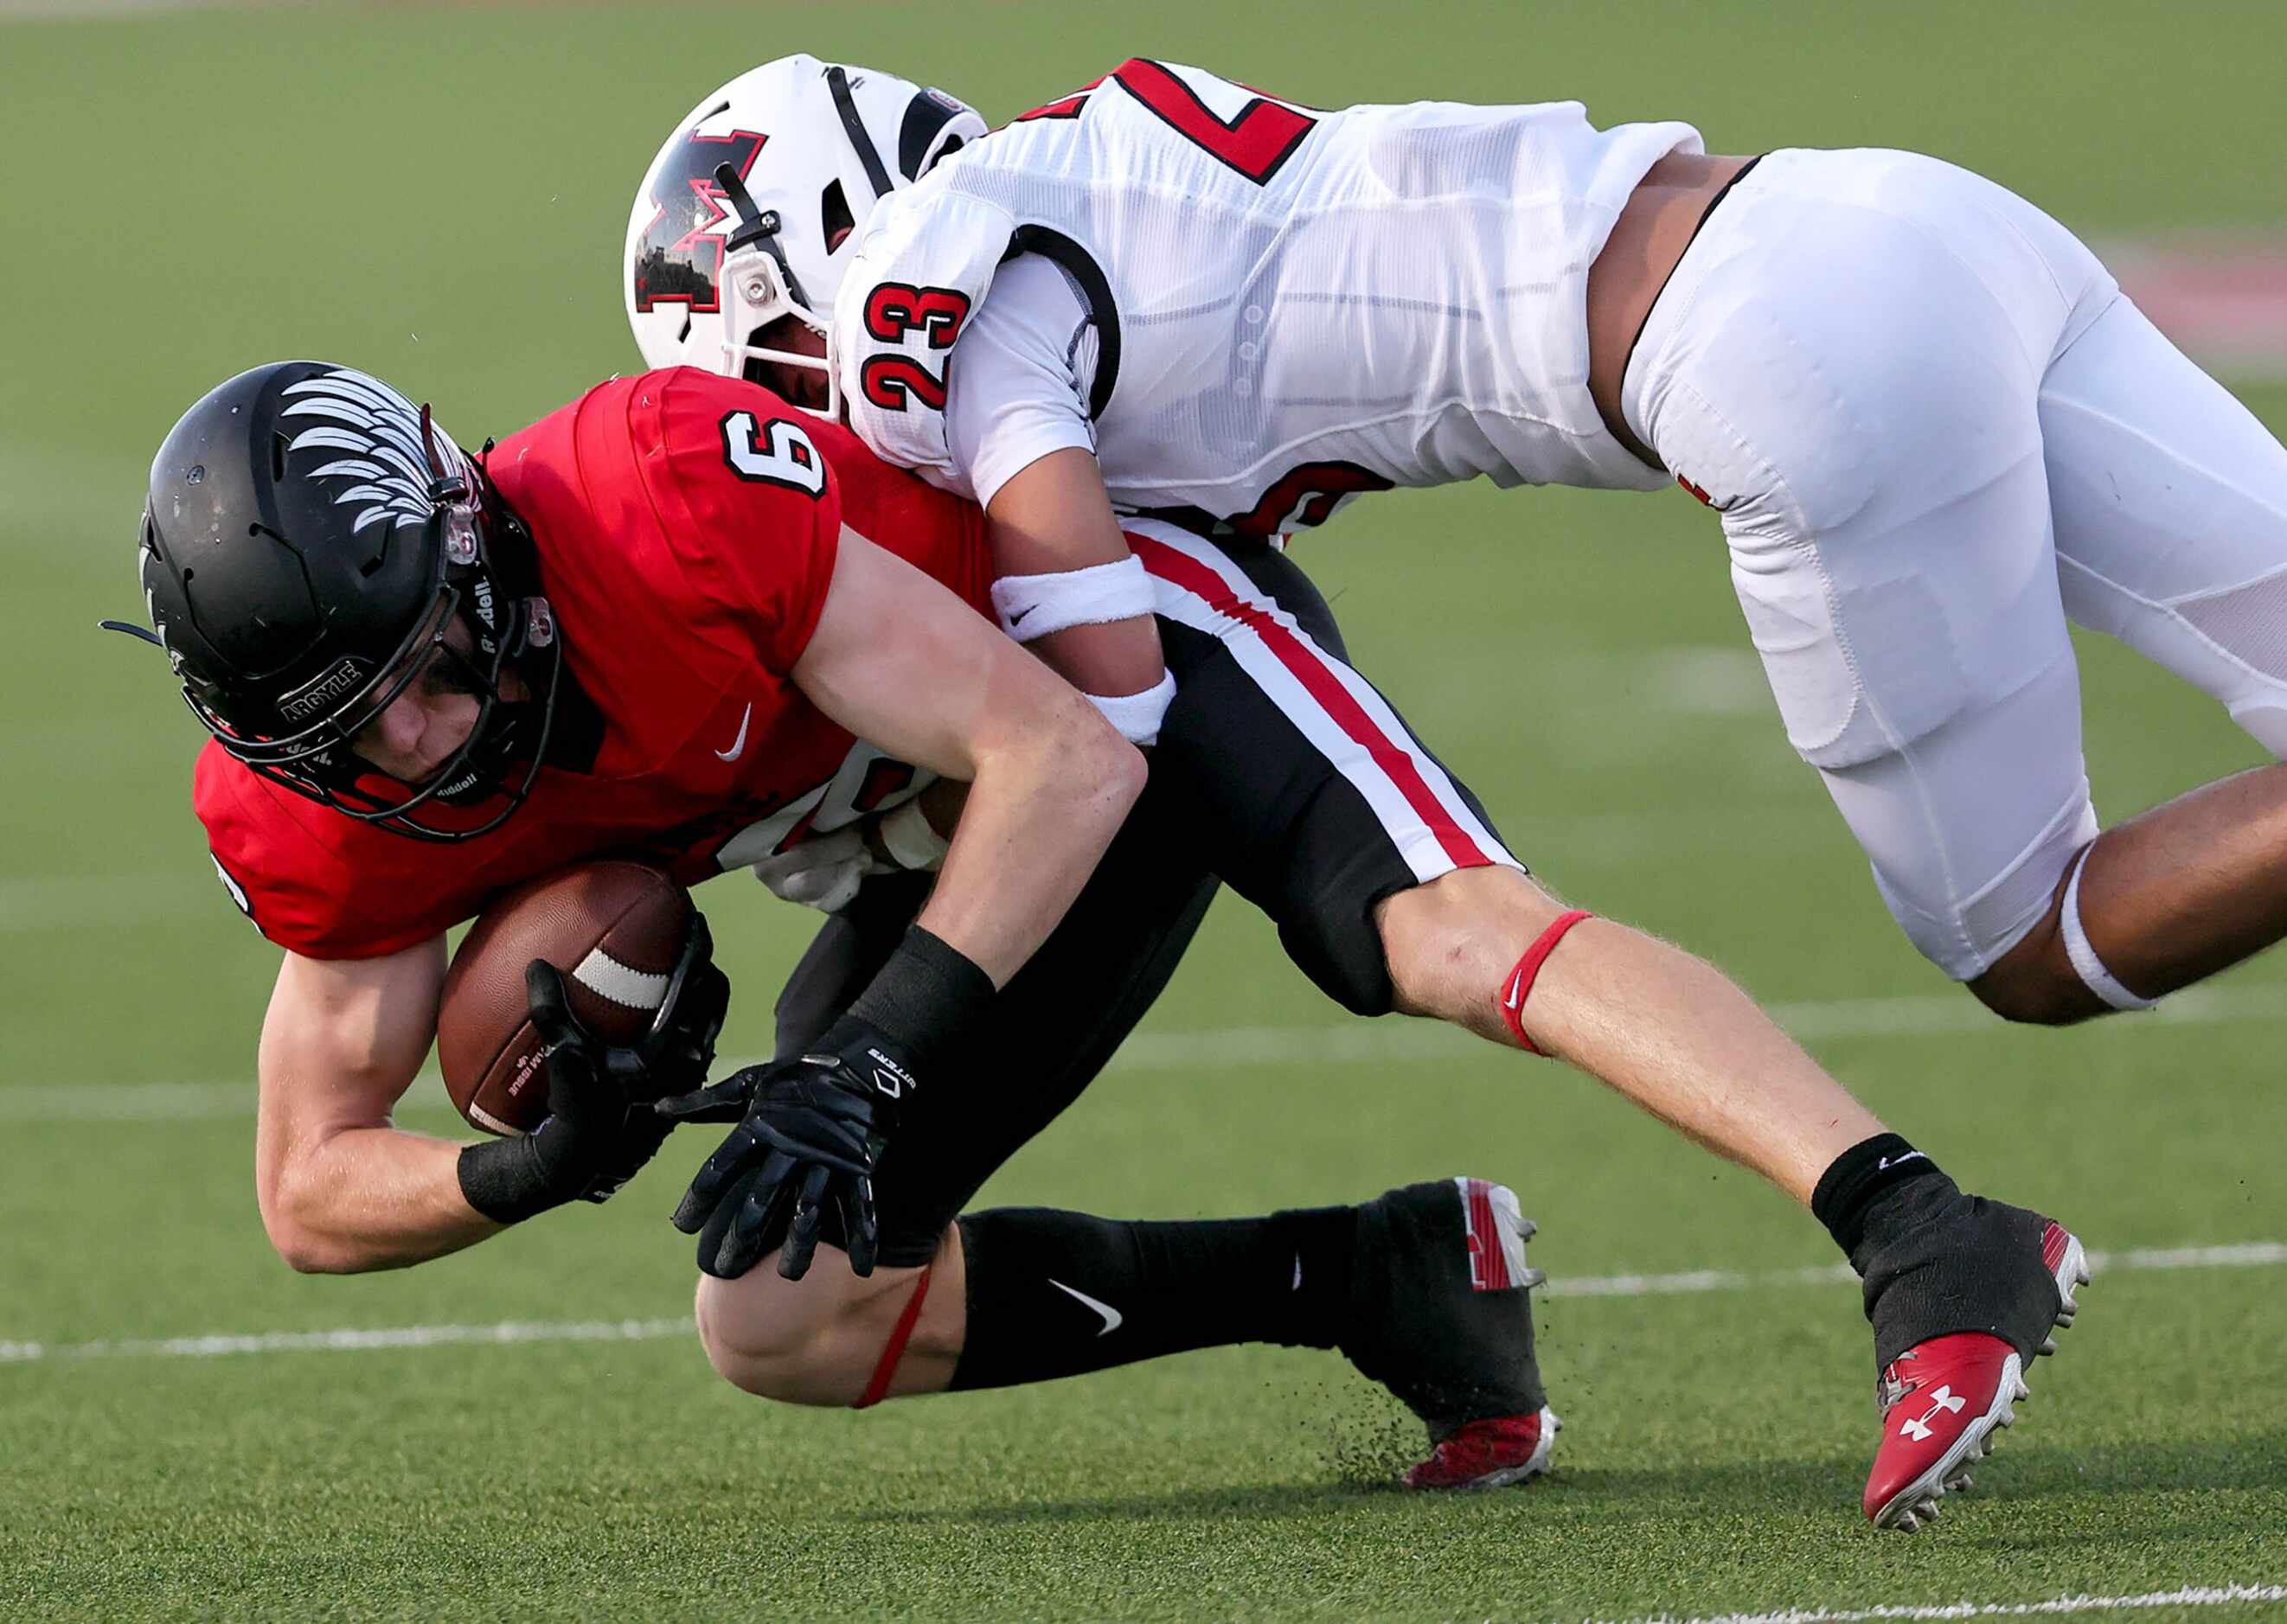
[{"xmin": 114, "ymin": 361, "xmax": 563, "ymax": 841}]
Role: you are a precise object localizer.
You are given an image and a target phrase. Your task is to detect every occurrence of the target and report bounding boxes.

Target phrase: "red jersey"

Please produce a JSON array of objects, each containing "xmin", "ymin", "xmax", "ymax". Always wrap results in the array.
[{"xmin": 194, "ymin": 368, "xmax": 992, "ymax": 959}]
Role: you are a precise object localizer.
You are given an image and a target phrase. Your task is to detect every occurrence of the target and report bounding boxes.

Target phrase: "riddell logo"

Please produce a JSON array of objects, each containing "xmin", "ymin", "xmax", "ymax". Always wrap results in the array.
[{"xmin": 277, "ymin": 657, "xmax": 369, "ymax": 723}]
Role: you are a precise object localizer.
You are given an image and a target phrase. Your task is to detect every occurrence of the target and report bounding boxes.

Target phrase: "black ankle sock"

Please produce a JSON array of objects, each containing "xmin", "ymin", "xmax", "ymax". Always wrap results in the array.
[
  {"xmin": 1811, "ymin": 1135, "xmax": 2066, "ymax": 1371},
  {"xmin": 948, "ymin": 1204, "xmax": 1356, "ymax": 1391},
  {"xmin": 1810, "ymin": 1134, "xmax": 1948, "ymax": 1257}
]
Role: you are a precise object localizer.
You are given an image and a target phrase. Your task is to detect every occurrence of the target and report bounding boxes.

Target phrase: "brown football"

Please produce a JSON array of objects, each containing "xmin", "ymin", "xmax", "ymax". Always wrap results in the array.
[{"xmin": 436, "ymin": 861, "xmax": 695, "ymax": 1136}]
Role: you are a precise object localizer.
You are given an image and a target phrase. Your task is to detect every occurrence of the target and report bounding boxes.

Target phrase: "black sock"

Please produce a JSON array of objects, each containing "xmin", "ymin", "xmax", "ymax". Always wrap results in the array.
[
  {"xmin": 1341, "ymin": 1180, "xmax": 1547, "ymax": 1439},
  {"xmin": 1812, "ymin": 1134, "xmax": 2065, "ymax": 1371},
  {"xmin": 1810, "ymin": 1133, "xmax": 1948, "ymax": 1258},
  {"xmin": 948, "ymin": 1204, "xmax": 1355, "ymax": 1391}
]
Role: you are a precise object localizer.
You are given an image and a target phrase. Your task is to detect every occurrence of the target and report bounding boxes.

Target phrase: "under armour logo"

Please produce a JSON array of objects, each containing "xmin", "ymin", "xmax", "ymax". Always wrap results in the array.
[{"xmin": 1897, "ymin": 1384, "xmax": 1968, "ymax": 1442}]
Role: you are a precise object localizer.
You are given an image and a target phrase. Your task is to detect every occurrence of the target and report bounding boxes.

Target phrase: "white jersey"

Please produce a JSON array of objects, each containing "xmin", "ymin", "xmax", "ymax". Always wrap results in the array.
[{"xmin": 832, "ymin": 59, "xmax": 1698, "ymax": 531}]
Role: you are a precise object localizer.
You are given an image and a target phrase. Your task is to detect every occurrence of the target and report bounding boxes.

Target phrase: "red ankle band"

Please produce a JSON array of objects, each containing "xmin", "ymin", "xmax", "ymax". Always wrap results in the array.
[
  {"xmin": 854, "ymin": 1265, "xmax": 932, "ymax": 1410},
  {"xmin": 1496, "ymin": 911, "xmax": 1593, "ymax": 1055}
]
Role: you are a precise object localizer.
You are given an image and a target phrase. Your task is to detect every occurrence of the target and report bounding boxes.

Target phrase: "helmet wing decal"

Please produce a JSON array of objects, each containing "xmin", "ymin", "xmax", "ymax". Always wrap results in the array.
[{"xmin": 278, "ymin": 369, "xmax": 458, "ymax": 537}]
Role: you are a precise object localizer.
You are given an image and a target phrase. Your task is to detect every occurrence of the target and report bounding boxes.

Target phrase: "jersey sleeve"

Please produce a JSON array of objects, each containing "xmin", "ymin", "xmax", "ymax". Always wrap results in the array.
[
  {"xmin": 941, "ymin": 253, "xmax": 1101, "ymax": 510},
  {"xmin": 647, "ymin": 374, "xmax": 847, "ymax": 677},
  {"xmin": 193, "ymin": 745, "xmax": 453, "ymax": 959},
  {"xmin": 831, "ymin": 186, "xmax": 1019, "ymax": 481}
]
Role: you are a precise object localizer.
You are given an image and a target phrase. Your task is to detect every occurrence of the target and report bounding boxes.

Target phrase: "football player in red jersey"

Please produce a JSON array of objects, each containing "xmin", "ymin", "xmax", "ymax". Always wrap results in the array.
[
  {"xmin": 139, "ymin": 358, "xmax": 1142, "ymax": 1269},
  {"xmin": 125, "ymin": 360, "xmax": 2076, "ymax": 1509},
  {"xmin": 128, "ymin": 357, "xmax": 1572, "ymax": 1487}
]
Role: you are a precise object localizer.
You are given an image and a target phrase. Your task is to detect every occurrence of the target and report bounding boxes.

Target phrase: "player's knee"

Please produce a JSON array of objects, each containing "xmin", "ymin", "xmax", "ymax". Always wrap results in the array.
[
  {"xmin": 1377, "ymin": 866, "xmax": 1563, "ymax": 1029},
  {"xmin": 1967, "ymin": 930, "xmax": 2105, "ymax": 1026},
  {"xmin": 692, "ymin": 1270, "xmax": 852, "ymax": 1404}
]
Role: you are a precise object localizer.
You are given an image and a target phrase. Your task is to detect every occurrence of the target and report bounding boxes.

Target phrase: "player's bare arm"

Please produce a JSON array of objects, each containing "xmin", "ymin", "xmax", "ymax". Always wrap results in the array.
[
  {"xmin": 662, "ymin": 525, "xmax": 1147, "ymax": 1284},
  {"xmin": 254, "ymin": 929, "xmax": 705, "ymax": 1273},
  {"xmin": 984, "ymin": 447, "xmax": 1169, "ymax": 719},
  {"xmin": 790, "ymin": 527, "xmax": 1144, "ymax": 983},
  {"xmin": 254, "ymin": 938, "xmax": 495, "ymax": 1272}
]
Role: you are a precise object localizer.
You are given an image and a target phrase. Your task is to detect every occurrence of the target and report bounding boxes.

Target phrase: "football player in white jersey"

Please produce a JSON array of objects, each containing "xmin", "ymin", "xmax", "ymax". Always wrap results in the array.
[
  {"xmin": 631, "ymin": 54, "xmax": 2287, "ymax": 1050},
  {"xmin": 625, "ymin": 59, "xmax": 2102, "ymax": 1534}
]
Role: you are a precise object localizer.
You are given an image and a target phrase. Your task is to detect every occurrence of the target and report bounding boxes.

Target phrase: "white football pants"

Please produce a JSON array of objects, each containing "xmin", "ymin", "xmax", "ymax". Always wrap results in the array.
[{"xmin": 1623, "ymin": 147, "xmax": 2287, "ymax": 980}]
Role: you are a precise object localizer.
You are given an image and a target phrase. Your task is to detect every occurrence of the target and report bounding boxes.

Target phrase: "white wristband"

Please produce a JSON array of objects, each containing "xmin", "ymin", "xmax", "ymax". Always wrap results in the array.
[
  {"xmin": 1086, "ymin": 670, "xmax": 1177, "ymax": 746},
  {"xmin": 990, "ymin": 556, "xmax": 1156, "ymax": 643},
  {"xmin": 877, "ymin": 798, "xmax": 951, "ymax": 872}
]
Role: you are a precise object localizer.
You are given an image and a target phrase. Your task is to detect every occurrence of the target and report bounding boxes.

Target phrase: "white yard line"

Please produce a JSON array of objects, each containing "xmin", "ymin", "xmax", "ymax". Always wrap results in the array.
[
  {"xmin": 3, "ymin": 1239, "xmax": 2280, "ymax": 1366},
  {"xmin": 1545, "ymin": 1241, "xmax": 2287, "ymax": 1301},
  {"xmin": 10, "ymin": 979, "xmax": 2282, "ymax": 1125},
  {"xmin": 1596, "ymin": 1582, "xmax": 2287, "ymax": 1624},
  {"xmin": 0, "ymin": 1317, "xmax": 689, "ymax": 1365}
]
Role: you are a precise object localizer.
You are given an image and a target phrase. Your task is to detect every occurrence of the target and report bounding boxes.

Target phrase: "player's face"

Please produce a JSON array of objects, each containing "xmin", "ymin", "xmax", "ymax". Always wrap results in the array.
[
  {"xmin": 746, "ymin": 315, "xmax": 831, "ymax": 412},
  {"xmin": 351, "ymin": 619, "xmax": 523, "ymax": 783}
]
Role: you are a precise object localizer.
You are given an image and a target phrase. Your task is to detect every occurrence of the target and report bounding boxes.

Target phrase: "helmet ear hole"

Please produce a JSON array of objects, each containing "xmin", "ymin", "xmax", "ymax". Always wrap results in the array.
[{"xmin": 820, "ymin": 178, "xmax": 854, "ymax": 253}]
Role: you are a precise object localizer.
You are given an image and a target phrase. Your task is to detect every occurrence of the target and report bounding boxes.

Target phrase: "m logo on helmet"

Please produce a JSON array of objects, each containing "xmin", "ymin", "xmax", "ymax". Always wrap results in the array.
[
  {"xmin": 277, "ymin": 657, "xmax": 371, "ymax": 724},
  {"xmin": 631, "ymin": 128, "xmax": 769, "ymax": 315}
]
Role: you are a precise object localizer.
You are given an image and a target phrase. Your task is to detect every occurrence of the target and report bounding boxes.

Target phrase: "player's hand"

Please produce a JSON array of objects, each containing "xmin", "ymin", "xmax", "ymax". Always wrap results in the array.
[
  {"xmin": 522, "ymin": 961, "xmax": 676, "ymax": 1202},
  {"xmin": 634, "ymin": 913, "xmax": 732, "ymax": 1101},
  {"xmin": 751, "ymin": 827, "xmax": 878, "ymax": 913},
  {"xmin": 656, "ymin": 1011, "xmax": 916, "ymax": 1280},
  {"xmin": 456, "ymin": 962, "xmax": 682, "ymax": 1224}
]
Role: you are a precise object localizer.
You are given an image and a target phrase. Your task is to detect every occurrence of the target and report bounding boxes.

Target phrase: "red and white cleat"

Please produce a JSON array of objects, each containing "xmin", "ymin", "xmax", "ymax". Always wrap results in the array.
[
  {"xmin": 1406, "ymin": 1405, "xmax": 1561, "ymax": 1491},
  {"xmin": 1863, "ymin": 1221, "xmax": 2090, "ymax": 1531}
]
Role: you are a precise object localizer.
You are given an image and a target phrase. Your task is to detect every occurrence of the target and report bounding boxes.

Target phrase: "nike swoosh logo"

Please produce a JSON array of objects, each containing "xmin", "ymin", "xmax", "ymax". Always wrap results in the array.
[
  {"xmin": 1048, "ymin": 1278, "xmax": 1122, "ymax": 1336},
  {"xmin": 1877, "ymin": 1152, "xmax": 1928, "ymax": 1171},
  {"xmin": 714, "ymin": 702, "xmax": 753, "ymax": 762},
  {"xmin": 1502, "ymin": 968, "xmax": 1526, "ymax": 1012}
]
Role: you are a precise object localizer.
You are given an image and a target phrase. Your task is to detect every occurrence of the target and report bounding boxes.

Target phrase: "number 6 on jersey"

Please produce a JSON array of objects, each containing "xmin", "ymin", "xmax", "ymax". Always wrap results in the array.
[{"xmin": 721, "ymin": 411, "xmax": 827, "ymax": 497}]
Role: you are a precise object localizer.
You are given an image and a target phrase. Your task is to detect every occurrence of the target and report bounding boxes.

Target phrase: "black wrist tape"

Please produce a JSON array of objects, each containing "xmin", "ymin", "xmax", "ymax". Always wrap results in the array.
[
  {"xmin": 458, "ymin": 1135, "xmax": 569, "ymax": 1226},
  {"xmin": 1810, "ymin": 1133, "xmax": 1945, "ymax": 1258},
  {"xmin": 847, "ymin": 925, "xmax": 996, "ymax": 1063}
]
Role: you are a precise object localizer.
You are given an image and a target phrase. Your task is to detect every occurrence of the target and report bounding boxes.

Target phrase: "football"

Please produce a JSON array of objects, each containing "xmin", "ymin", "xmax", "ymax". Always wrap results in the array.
[{"xmin": 435, "ymin": 861, "xmax": 695, "ymax": 1136}]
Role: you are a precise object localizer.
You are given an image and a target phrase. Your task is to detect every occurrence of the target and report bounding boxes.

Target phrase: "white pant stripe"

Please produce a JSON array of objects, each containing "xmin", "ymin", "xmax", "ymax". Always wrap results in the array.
[{"xmin": 1126, "ymin": 519, "xmax": 1521, "ymax": 879}]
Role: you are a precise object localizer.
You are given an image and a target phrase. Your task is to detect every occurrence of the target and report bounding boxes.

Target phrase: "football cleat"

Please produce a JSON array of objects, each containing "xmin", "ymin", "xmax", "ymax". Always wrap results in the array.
[
  {"xmin": 1406, "ymin": 1405, "xmax": 1562, "ymax": 1491},
  {"xmin": 1342, "ymin": 1178, "xmax": 1557, "ymax": 1492},
  {"xmin": 1863, "ymin": 1221, "xmax": 2089, "ymax": 1531}
]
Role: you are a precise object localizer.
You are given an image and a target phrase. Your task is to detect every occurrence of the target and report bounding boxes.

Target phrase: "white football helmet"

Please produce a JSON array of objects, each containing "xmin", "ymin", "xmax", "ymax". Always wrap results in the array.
[{"xmin": 625, "ymin": 55, "xmax": 984, "ymax": 412}]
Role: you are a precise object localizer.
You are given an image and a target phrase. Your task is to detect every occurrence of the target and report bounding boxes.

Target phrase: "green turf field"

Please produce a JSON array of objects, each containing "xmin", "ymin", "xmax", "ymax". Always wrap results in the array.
[{"xmin": 3, "ymin": 3, "xmax": 2285, "ymax": 1619}]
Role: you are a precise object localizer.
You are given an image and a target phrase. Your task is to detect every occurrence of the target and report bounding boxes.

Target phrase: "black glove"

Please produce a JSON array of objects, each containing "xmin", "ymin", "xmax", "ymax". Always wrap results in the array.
[
  {"xmin": 657, "ymin": 1011, "xmax": 908, "ymax": 1279},
  {"xmin": 657, "ymin": 924, "xmax": 992, "ymax": 1282},
  {"xmin": 625, "ymin": 912, "xmax": 733, "ymax": 1102},
  {"xmin": 457, "ymin": 951, "xmax": 714, "ymax": 1225}
]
